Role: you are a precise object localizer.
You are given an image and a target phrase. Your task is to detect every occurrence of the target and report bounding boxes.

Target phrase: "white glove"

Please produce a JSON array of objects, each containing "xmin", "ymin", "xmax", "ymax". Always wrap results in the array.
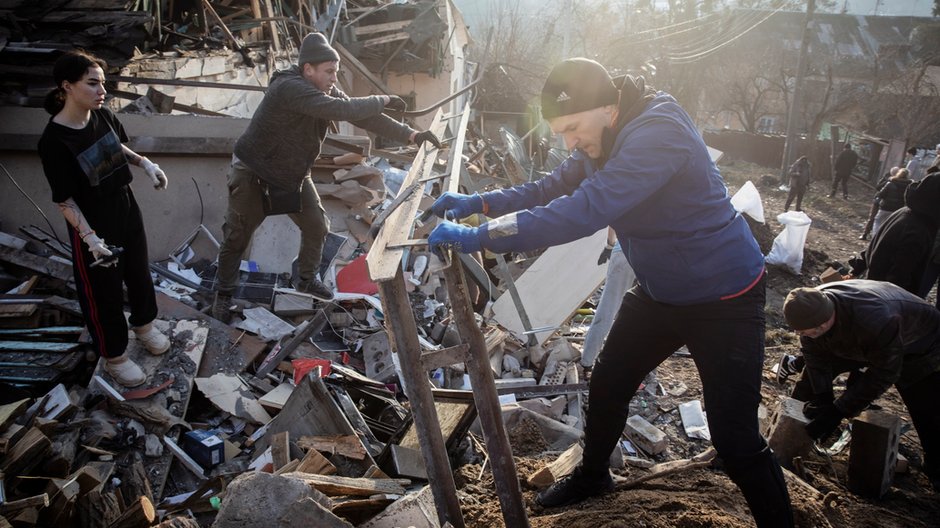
[
  {"xmin": 83, "ymin": 233, "xmax": 115, "ymax": 267},
  {"xmin": 140, "ymin": 158, "xmax": 168, "ymax": 190}
]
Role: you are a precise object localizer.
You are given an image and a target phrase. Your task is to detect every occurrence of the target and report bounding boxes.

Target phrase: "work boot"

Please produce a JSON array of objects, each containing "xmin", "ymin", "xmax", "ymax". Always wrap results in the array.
[
  {"xmin": 211, "ymin": 292, "xmax": 233, "ymax": 323},
  {"xmin": 296, "ymin": 278, "xmax": 335, "ymax": 301},
  {"xmin": 536, "ymin": 466, "xmax": 614, "ymax": 508},
  {"xmin": 104, "ymin": 355, "xmax": 146, "ymax": 387},
  {"xmin": 133, "ymin": 322, "xmax": 170, "ymax": 355}
]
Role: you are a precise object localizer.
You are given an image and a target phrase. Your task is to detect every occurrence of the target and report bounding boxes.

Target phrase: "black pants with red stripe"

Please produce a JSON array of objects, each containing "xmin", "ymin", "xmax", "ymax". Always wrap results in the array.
[{"xmin": 69, "ymin": 226, "xmax": 157, "ymax": 359}]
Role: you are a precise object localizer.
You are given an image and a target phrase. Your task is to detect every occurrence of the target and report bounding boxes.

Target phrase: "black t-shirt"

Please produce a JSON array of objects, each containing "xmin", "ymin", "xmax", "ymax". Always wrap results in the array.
[{"xmin": 38, "ymin": 108, "xmax": 143, "ymax": 243}]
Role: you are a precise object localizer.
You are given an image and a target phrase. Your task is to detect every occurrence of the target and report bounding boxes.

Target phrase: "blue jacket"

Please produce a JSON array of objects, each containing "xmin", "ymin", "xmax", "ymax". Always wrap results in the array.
[{"xmin": 477, "ymin": 92, "xmax": 764, "ymax": 305}]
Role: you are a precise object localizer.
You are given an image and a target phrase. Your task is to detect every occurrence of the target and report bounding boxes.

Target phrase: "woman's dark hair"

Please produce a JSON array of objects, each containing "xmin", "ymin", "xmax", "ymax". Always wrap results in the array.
[{"xmin": 43, "ymin": 50, "xmax": 107, "ymax": 115}]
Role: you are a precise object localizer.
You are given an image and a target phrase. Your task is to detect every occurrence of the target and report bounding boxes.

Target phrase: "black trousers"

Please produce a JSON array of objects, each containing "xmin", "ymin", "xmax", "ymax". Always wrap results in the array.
[
  {"xmin": 582, "ymin": 274, "xmax": 793, "ymax": 527},
  {"xmin": 830, "ymin": 170, "xmax": 851, "ymax": 196},
  {"xmin": 897, "ymin": 371, "xmax": 940, "ymax": 480},
  {"xmin": 784, "ymin": 178, "xmax": 807, "ymax": 211},
  {"xmin": 69, "ymin": 225, "xmax": 157, "ymax": 359}
]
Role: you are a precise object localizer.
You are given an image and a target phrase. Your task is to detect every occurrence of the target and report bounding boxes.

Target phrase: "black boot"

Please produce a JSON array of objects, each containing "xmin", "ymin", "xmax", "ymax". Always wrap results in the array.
[
  {"xmin": 722, "ymin": 446, "xmax": 794, "ymax": 528},
  {"xmin": 536, "ymin": 466, "xmax": 614, "ymax": 508}
]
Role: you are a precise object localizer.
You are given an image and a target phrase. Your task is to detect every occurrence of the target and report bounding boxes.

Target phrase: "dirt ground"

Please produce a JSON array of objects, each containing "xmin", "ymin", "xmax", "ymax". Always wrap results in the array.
[{"xmin": 454, "ymin": 160, "xmax": 940, "ymax": 527}]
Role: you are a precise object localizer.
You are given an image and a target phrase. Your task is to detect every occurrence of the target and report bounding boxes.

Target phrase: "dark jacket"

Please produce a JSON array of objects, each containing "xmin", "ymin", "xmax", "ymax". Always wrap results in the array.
[
  {"xmin": 475, "ymin": 85, "xmax": 764, "ymax": 305},
  {"xmin": 834, "ymin": 148, "xmax": 858, "ymax": 175},
  {"xmin": 234, "ymin": 66, "xmax": 413, "ymax": 190},
  {"xmin": 865, "ymin": 174, "xmax": 940, "ymax": 293},
  {"xmin": 875, "ymin": 178, "xmax": 911, "ymax": 212},
  {"xmin": 788, "ymin": 158, "xmax": 811, "ymax": 186},
  {"xmin": 801, "ymin": 280, "xmax": 940, "ymax": 417}
]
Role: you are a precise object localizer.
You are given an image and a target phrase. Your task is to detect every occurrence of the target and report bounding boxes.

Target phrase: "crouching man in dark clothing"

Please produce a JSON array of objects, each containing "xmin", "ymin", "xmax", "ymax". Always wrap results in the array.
[
  {"xmin": 427, "ymin": 58, "xmax": 793, "ymax": 527},
  {"xmin": 784, "ymin": 280, "xmax": 940, "ymax": 490}
]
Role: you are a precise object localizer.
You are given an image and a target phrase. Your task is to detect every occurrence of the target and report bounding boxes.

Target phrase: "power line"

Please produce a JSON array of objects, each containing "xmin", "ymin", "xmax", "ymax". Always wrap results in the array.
[{"xmin": 666, "ymin": 5, "xmax": 789, "ymax": 63}]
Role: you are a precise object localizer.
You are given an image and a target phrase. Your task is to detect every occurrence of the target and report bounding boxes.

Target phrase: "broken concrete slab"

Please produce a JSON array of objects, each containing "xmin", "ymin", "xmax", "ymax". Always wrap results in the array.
[
  {"xmin": 194, "ymin": 374, "xmax": 272, "ymax": 425},
  {"xmin": 358, "ymin": 485, "xmax": 439, "ymax": 528},
  {"xmin": 212, "ymin": 472, "xmax": 339, "ymax": 528}
]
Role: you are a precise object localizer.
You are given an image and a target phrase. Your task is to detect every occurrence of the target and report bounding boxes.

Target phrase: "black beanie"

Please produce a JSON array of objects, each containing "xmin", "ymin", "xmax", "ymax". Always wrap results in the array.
[
  {"xmin": 299, "ymin": 33, "xmax": 340, "ymax": 66},
  {"xmin": 784, "ymin": 287, "xmax": 835, "ymax": 330},
  {"xmin": 540, "ymin": 58, "xmax": 619, "ymax": 121}
]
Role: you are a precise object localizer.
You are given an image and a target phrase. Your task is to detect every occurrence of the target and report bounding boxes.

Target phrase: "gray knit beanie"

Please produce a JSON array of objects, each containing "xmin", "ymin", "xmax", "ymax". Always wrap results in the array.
[
  {"xmin": 540, "ymin": 58, "xmax": 619, "ymax": 121},
  {"xmin": 784, "ymin": 287, "xmax": 834, "ymax": 330},
  {"xmin": 299, "ymin": 33, "xmax": 339, "ymax": 66}
]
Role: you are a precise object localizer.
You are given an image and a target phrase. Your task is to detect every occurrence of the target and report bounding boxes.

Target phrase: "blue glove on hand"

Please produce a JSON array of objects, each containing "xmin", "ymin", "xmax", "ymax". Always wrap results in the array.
[
  {"xmin": 429, "ymin": 222, "xmax": 481, "ymax": 256},
  {"xmin": 429, "ymin": 192, "xmax": 484, "ymax": 220}
]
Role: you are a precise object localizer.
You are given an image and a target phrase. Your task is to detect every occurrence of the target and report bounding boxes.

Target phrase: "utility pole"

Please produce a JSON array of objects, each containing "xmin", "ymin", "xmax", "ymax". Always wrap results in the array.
[{"xmin": 780, "ymin": 0, "xmax": 815, "ymax": 183}]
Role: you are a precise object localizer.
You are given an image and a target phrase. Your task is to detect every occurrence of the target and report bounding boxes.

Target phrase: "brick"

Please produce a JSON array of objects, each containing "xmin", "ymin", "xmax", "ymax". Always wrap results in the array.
[
  {"xmin": 624, "ymin": 415, "xmax": 667, "ymax": 455},
  {"xmin": 767, "ymin": 397, "xmax": 814, "ymax": 469},
  {"xmin": 848, "ymin": 410, "xmax": 900, "ymax": 498}
]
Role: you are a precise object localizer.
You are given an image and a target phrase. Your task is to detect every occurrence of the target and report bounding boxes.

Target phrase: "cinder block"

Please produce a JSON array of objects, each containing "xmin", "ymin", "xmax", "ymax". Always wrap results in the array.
[
  {"xmin": 848, "ymin": 410, "xmax": 900, "ymax": 498},
  {"xmin": 767, "ymin": 397, "xmax": 814, "ymax": 469},
  {"xmin": 624, "ymin": 415, "xmax": 667, "ymax": 455}
]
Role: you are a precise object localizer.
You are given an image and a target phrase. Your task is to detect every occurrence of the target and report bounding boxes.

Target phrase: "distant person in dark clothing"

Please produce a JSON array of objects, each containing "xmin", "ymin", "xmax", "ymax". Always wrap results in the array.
[
  {"xmin": 829, "ymin": 143, "xmax": 858, "ymax": 199},
  {"xmin": 863, "ymin": 173, "xmax": 940, "ymax": 295},
  {"xmin": 869, "ymin": 168, "xmax": 912, "ymax": 237},
  {"xmin": 859, "ymin": 166, "xmax": 899, "ymax": 240},
  {"xmin": 784, "ymin": 156, "xmax": 811, "ymax": 212}
]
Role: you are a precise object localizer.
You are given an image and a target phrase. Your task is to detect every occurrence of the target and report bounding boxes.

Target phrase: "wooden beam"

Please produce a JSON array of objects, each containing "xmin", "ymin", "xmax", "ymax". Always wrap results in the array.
[
  {"xmin": 0, "ymin": 246, "xmax": 72, "ymax": 281},
  {"xmin": 442, "ymin": 259, "xmax": 530, "ymax": 527},
  {"xmin": 376, "ymin": 270, "xmax": 465, "ymax": 528},
  {"xmin": 354, "ymin": 19, "xmax": 411, "ymax": 36},
  {"xmin": 419, "ymin": 344, "xmax": 469, "ymax": 371},
  {"xmin": 366, "ymin": 110, "xmax": 446, "ymax": 282},
  {"xmin": 284, "ymin": 472, "xmax": 405, "ymax": 497},
  {"xmin": 360, "ymin": 32, "xmax": 410, "ymax": 48},
  {"xmin": 446, "ymin": 102, "xmax": 472, "ymax": 194}
]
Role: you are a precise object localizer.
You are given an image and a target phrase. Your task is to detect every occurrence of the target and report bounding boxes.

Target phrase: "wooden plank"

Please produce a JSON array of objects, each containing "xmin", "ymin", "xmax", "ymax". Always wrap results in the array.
[
  {"xmin": 0, "ymin": 326, "xmax": 84, "ymax": 336},
  {"xmin": 360, "ymin": 32, "xmax": 410, "ymax": 48},
  {"xmin": 0, "ymin": 341, "xmax": 79, "ymax": 353},
  {"xmin": 163, "ymin": 436, "xmax": 206, "ymax": 479},
  {"xmin": 37, "ymin": 11, "xmax": 152, "ymax": 24},
  {"xmin": 366, "ymin": 110, "xmax": 446, "ymax": 282},
  {"xmin": 442, "ymin": 260, "xmax": 529, "ymax": 526},
  {"xmin": 375, "ymin": 271, "xmax": 464, "ymax": 528},
  {"xmin": 446, "ymin": 102, "xmax": 471, "ymax": 194},
  {"xmin": 0, "ymin": 427, "xmax": 52, "ymax": 476},
  {"xmin": 283, "ymin": 473, "xmax": 406, "ymax": 497},
  {"xmin": 270, "ymin": 431, "xmax": 290, "ymax": 471},
  {"xmin": 0, "ymin": 398, "xmax": 29, "ymax": 432},
  {"xmin": 0, "ymin": 246, "xmax": 72, "ymax": 281},
  {"xmin": 492, "ymin": 228, "xmax": 609, "ymax": 345},
  {"xmin": 353, "ymin": 19, "xmax": 411, "ymax": 36},
  {"xmin": 419, "ymin": 344, "xmax": 469, "ymax": 371},
  {"xmin": 296, "ymin": 435, "xmax": 367, "ymax": 460}
]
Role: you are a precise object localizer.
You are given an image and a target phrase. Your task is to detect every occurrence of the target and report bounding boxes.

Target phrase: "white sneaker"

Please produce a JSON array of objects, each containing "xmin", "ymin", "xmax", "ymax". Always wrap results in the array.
[
  {"xmin": 104, "ymin": 356, "xmax": 146, "ymax": 387},
  {"xmin": 133, "ymin": 323, "xmax": 170, "ymax": 355}
]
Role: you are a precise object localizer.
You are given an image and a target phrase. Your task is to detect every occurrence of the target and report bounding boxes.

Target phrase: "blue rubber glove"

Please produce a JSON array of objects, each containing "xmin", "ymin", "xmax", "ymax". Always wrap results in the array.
[
  {"xmin": 428, "ymin": 222, "xmax": 481, "ymax": 257},
  {"xmin": 429, "ymin": 192, "xmax": 484, "ymax": 220}
]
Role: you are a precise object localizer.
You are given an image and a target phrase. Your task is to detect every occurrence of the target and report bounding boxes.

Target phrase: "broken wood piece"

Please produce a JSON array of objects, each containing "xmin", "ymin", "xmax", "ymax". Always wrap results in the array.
[
  {"xmin": 0, "ymin": 493, "xmax": 48, "ymax": 516},
  {"xmin": 1, "ymin": 427, "xmax": 51, "ymax": 476},
  {"xmin": 616, "ymin": 456, "xmax": 713, "ymax": 490},
  {"xmin": 419, "ymin": 344, "xmax": 469, "ymax": 371},
  {"xmin": 258, "ymin": 383, "xmax": 294, "ymax": 410},
  {"xmin": 77, "ymin": 488, "xmax": 122, "ymax": 527},
  {"xmin": 296, "ymin": 435, "xmax": 367, "ymax": 460},
  {"xmin": 295, "ymin": 448, "xmax": 337, "ymax": 476},
  {"xmin": 527, "ymin": 443, "xmax": 582, "ymax": 488},
  {"xmin": 107, "ymin": 495, "xmax": 155, "ymax": 528},
  {"xmin": 271, "ymin": 431, "xmax": 291, "ymax": 471},
  {"xmin": 255, "ymin": 310, "xmax": 328, "ymax": 378},
  {"xmin": 273, "ymin": 459, "xmax": 300, "ymax": 476},
  {"xmin": 0, "ymin": 399, "xmax": 29, "ymax": 433},
  {"xmin": 283, "ymin": 473, "xmax": 406, "ymax": 497},
  {"xmin": 162, "ymin": 436, "xmax": 206, "ymax": 479}
]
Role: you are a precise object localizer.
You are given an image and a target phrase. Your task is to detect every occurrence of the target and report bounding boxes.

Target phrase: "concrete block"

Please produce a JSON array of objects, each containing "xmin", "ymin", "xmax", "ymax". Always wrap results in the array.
[
  {"xmin": 767, "ymin": 397, "xmax": 814, "ymax": 469},
  {"xmin": 202, "ymin": 55, "xmax": 228, "ymax": 76},
  {"xmin": 624, "ymin": 415, "xmax": 667, "ymax": 455},
  {"xmin": 358, "ymin": 485, "xmax": 439, "ymax": 528},
  {"xmin": 848, "ymin": 410, "xmax": 901, "ymax": 498},
  {"xmin": 213, "ymin": 472, "xmax": 344, "ymax": 528},
  {"xmin": 175, "ymin": 58, "xmax": 204, "ymax": 79}
]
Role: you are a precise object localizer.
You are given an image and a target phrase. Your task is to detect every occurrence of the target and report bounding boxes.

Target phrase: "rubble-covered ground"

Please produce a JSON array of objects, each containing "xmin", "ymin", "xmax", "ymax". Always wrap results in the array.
[{"xmin": 457, "ymin": 159, "xmax": 940, "ymax": 528}]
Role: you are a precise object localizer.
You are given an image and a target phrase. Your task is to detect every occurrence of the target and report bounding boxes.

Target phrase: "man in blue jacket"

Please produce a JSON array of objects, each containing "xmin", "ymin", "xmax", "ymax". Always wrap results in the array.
[{"xmin": 428, "ymin": 58, "xmax": 793, "ymax": 527}]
